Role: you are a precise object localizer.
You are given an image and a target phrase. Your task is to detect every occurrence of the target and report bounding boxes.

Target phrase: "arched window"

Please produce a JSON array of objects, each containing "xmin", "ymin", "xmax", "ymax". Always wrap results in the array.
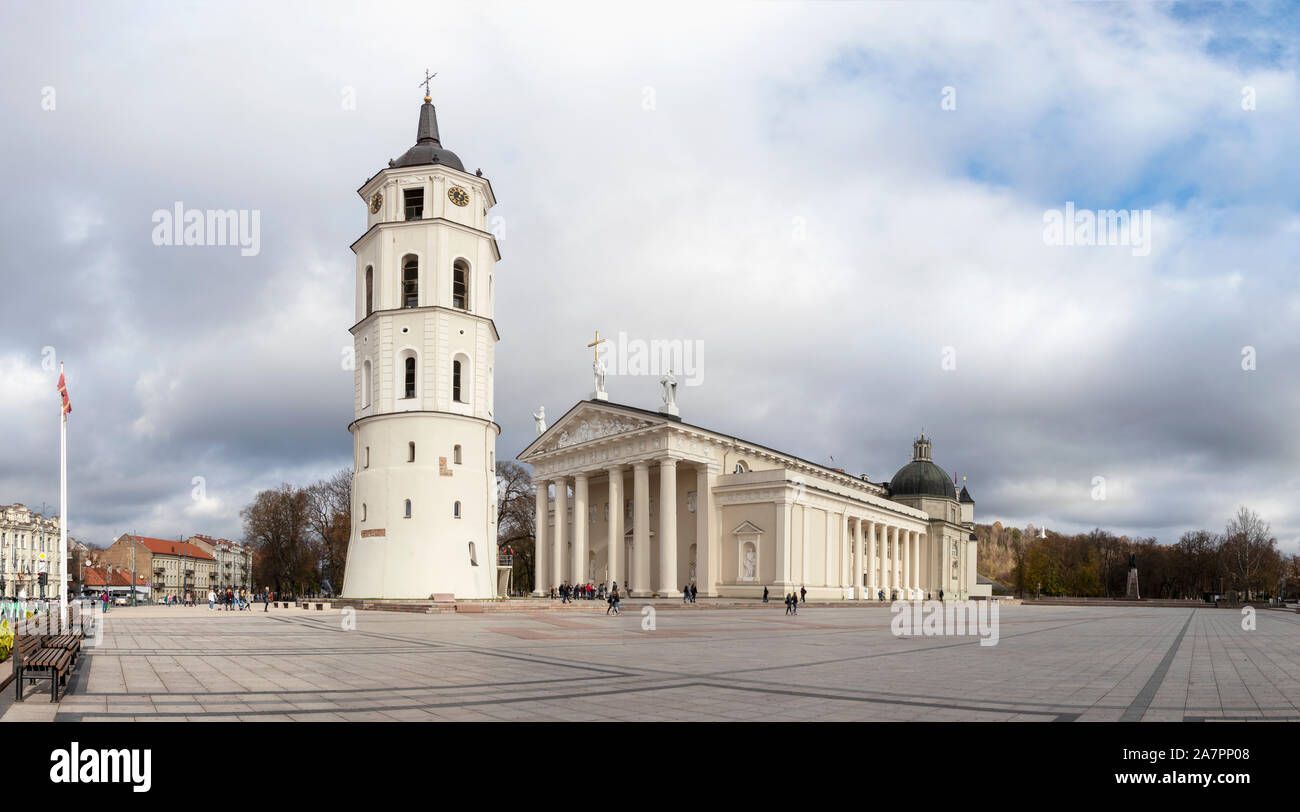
[
  {"xmin": 408, "ymin": 442, "xmax": 416, "ymax": 463},
  {"xmin": 361, "ymin": 503, "xmax": 367, "ymax": 521},
  {"xmin": 361, "ymin": 359, "xmax": 372, "ymax": 408},
  {"xmin": 404, "ymin": 499, "xmax": 412, "ymax": 518},
  {"xmin": 364, "ymin": 266, "xmax": 373, "ymax": 316},
  {"xmin": 453, "ymin": 444, "xmax": 462, "ymax": 465},
  {"xmin": 402, "ymin": 256, "xmax": 419, "ymax": 308},
  {"xmin": 453, "ymin": 501, "xmax": 462, "ymax": 519},
  {"xmin": 452, "ymin": 359, "xmax": 463, "ymax": 402},
  {"xmin": 404, "ymin": 356, "xmax": 416, "ymax": 399},
  {"xmin": 733, "ymin": 461, "xmax": 749, "ymax": 474},
  {"xmin": 452, "ymin": 260, "xmax": 469, "ymax": 310},
  {"xmin": 468, "ymin": 542, "xmax": 478, "ymax": 566}
]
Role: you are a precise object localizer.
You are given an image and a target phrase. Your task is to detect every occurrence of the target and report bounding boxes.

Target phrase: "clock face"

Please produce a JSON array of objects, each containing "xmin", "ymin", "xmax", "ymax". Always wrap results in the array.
[
  {"xmin": 448, "ymin": 186, "xmax": 469, "ymax": 207},
  {"xmin": 370, "ymin": 192, "xmax": 383, "ymax": 214}
]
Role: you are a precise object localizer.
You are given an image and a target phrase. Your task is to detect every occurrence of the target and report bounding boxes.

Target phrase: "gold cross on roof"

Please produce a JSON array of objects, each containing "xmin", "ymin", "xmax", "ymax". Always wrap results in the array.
[
  {"xmin": 419, "ymin": 69, "xmax": 437, "ymax": 99},
  {"xmin": 587, "ymin": 330, "xmax": 608, "ymax": 362}
]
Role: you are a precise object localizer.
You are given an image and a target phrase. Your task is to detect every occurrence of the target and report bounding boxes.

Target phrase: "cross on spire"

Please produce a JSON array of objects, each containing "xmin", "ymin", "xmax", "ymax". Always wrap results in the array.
[
  {"xmin": 419, "ymin": 69, "xmax": 437, "ymax": 100},
  {"xmin": 587, "ymin": 330, "xmax": 608, "ymax": 363}
]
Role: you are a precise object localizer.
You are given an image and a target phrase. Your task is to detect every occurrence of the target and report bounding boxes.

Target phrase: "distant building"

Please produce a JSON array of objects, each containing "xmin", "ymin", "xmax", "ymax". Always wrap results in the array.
[
  {"xmin": 188, "ymin": 535, "xmax": 254, "ymax": 592},
  {"xmin": 0, "ymin": 503, "xmax": 73, "ymax": 599},
  {"xmin": 104, "ymin": 535, "xmax": 216, "ymax": 601},
  {"xmin": 81, "ymin": 567, "xmax": 150, "ymax": 601}
]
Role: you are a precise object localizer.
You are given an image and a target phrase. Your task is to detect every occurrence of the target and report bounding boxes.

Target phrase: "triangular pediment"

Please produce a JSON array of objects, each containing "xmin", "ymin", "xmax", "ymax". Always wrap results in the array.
[
  {"xmin": 519, "ymin": 401, "xmax": 662, "ymax": 459},
  {"xmin": 731, "ymin": 520, "xmax": 765, "ymax": 535}
]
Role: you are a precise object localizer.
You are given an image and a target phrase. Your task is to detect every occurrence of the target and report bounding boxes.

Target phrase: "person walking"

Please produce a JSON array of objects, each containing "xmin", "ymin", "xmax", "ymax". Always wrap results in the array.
[
  {"xmin": 938, "ymin": 589, "xmax": 944, "ymax": 602},
  {"xmin": 791, "ymin": 593, "xmax": 798, "ymax": 615},
  {"xmin": 682, "ymin": 585, "xmax": 690, "ymax": 604},
  {"xmin": 100, "ymin": 589, "xmax": 110, "ymax": 614},
  {"xmin": 784, "ymin": 593, "xmax": 793, "ymax": 615},
  {"xmin": 799, "ymin": 585, "xmax": 807, "ymax": 604},
  {"xmin": 690, "ymin": 583, "xmax": 697, "ymax": 603},
  {"xmin": 207, "ymin": 588, "xmax": 216, "ymax": 611},
  {"xmin": 763, "ymin": 586, "xmax": 769, "ymax": 603},
  {"xmin": 263, "ymin": 586, "xmax": 272, "ymax": 612}
]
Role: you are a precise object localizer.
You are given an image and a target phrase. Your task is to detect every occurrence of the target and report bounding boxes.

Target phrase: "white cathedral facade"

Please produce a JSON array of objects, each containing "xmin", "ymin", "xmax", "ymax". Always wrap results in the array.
[
  {"xmin": 341, "ymin": 93, "xmax": 500, "ymax": 600},
  {"xmin": 521, "ymin": 402, "xmax": 986, "ymax": 601},
  {"xmin": 340, "ymin": 92, "xmax": 985, "ymax": 602}
]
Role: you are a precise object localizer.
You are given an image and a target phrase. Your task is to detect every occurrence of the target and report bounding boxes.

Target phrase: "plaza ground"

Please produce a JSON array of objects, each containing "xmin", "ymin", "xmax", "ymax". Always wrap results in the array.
[{"xmin": 6, "ymin": 602, "xmax": 1299, "ymax": 722}]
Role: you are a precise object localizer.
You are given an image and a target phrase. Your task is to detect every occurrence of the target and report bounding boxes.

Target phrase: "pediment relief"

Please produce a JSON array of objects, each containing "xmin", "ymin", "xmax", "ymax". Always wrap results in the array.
[
  {"xmin": 541, "ymin": 412, "xmax": 656, "ymax": 453},
  {"xmin": 731, "ymin": 520, "xmax": 765, "ymax": 535}
]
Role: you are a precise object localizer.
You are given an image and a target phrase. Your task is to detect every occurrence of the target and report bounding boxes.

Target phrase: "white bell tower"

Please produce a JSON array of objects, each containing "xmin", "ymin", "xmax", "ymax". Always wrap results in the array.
[{"xmin": 341, "ymin": 88, "xmax": 501, "ymax": 600}]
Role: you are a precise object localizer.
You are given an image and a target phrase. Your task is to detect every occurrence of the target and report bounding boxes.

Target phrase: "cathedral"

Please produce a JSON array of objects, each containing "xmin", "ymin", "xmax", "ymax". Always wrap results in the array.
[
  {"xmin": 521, "ymin": 401, "xmax": 985, "ymax": 600},
  {"xmin": 341, "ymin": 91, "xmax": 984, "ymax": 602}
]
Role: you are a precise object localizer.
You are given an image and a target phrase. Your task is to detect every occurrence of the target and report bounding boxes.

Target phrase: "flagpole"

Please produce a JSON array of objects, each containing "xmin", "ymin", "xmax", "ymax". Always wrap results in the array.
[{"xmin": 59, "ymin": 362, "xmax": 68, "ymax": 630}]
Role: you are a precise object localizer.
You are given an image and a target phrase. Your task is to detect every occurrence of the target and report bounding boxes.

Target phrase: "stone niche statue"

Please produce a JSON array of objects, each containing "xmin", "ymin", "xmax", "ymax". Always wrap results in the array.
[
  {"xmin": 532, "ymin": 406, "xmax": 546, "ymax": 436},
  {"xmin": 743, "ymin": 547, "xmax": 757, "ymax": 580}
]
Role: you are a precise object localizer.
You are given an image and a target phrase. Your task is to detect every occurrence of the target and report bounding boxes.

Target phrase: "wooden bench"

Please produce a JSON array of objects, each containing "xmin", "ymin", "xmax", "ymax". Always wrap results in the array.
[
  {"xmin": 43, "ymin": 633, "xmax": 82, "ymax": 666},
  {"xmin": 13, "ymin": 634, "xmax": 74, "ymax": 703}
]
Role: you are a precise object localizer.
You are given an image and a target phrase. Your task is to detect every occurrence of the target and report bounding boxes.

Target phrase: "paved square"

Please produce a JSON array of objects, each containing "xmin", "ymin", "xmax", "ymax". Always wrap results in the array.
[{"xmin": 36, "ymin": 603, "xmax": 1300, "ymax": 722}]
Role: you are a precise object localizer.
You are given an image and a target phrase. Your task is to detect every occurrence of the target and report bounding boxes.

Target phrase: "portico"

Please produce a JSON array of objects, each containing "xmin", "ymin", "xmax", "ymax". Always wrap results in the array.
[{"xmin": 519, "ymin": 401, "xmax": 974, "ymax": 600}]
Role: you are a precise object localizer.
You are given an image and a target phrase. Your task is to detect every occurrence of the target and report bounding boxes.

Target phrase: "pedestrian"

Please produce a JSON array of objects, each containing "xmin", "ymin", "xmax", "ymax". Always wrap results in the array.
[
  {"xmin": 610, "ymin": 582, "xmax": 621, "ymax": 616},
  {"xmin": 784, "ymin": 593, "xmax": 793, "ymax": 615},
  {"xmin": 682, "ymin": 585, "xmax": 690, "ymax": 604},
  {"xmin": 263, "ymin": 586, "xmax": 272, "ymax": 612},
  {"xmin": 792, "ymin": 594, "xmax": 798, "ymax": 615},
  {"xmin": 100, "ymin": 589, "xmax": 110, "ymax": 614},
  {"xmin": 762, "ymin": 586, "xmax": 769, "ymax": 603},
  {"xmin": 208, "ymin": 589, "xmax": 216, "ymax": 610},
  {"xmin": 800, "ymin": 585, "xmax": 806, "ymax": 604},
  {"xmin": 690, "ymin": 583, "xmax": 697, "ymax": 603},
  {"xmin": 939, "ymin": 589, "xmax": 944, "ymax": 602}
]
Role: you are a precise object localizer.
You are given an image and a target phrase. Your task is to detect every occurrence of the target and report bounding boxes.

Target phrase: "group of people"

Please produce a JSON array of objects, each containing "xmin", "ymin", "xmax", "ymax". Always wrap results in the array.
[
  {"xmin": 553, "ymin": 581, "xmax": 605, "ymax": 603},
  {"xmin": 206, "ymin": 587, "xmax": 255, "ymax": 611},
  {"xmin": 681, "ymin": 583, "xmax": 698, "ymax": 603}
]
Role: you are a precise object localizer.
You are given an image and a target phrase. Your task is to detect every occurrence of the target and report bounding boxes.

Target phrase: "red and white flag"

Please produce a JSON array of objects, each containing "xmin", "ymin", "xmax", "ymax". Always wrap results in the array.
[{"xmin": 57, "ymin": 369, "xmax": 71, "ymax": 416}]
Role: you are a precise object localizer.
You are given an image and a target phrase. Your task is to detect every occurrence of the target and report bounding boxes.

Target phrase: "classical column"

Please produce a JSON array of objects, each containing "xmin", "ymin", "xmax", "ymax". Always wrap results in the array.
[
  {"xmin": 852, "ymin": 517, "xmax": 865, "ymax": 600},
  {"xmin": 877, "ymin": 523, "xmax": 888, "ymax": 600},
  {"xmin": 606, "ymin": 466, "xmax": 622, "ymax": 590},
  {"xmin": 774, "ymin": 499, "xmax": 792, "ymax": 588},
  {"xmin": 551, "ymin": 477, "xmax": 567, "ymax": 587},
  {"xmin": 840, "ymin": 513, "xmax": 850, "ymax": 591},
  {"xmin": 904, "ymin": 530, "xmax": 915, "ymax": 597},
  {"xmin": 533, "ymin": 480, "xmax": 548, "ymax": 595},
  {"xmin": 890, "ymin": 526, "xmax": 901, "ymax": 597},
  {"xmin": 658, "ymin": 457, "xmax": 680, "ymax": 597},
  {"xmin": 573, "ymin": 473, "xmax": 588, "ymax": 586},
  {"xmin": 915, "ymin": 532, "xmax": 925, "ymax": 597},
  {"xmin": 695, "ymin": 464, "xmax": 718, "ymax": 596},
  {"xmin": 632, "ymin": 461, "xmax": 651, "ymax": 596},
  {"xmin": 863, "ymin": 520, "xmax": 876, "ymax": 597}
]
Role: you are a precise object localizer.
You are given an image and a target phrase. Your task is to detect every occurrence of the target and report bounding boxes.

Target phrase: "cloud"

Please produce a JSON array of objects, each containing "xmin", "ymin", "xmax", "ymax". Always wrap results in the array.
[{"xmin": 0, "ymin": 1, "xmax": 1297, "ymax": 554}]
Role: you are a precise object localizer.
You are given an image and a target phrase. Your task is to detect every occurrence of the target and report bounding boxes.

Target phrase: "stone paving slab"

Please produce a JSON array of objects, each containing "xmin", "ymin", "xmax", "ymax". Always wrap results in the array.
[{"xmin": 17, "ymin": 603, "xmax": 1300, "ymax": 722}]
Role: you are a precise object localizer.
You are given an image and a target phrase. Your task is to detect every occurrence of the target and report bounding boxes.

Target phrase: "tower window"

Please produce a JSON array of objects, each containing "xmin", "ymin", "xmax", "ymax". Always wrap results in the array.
[
  {"xmin": 469, "ymin": 542, "xmax": 478, "ymax": 566},
  {"xmin": 454, "ymin": 501, "xmax": 462, "ymax": 519},
  {"xmin": 408, "ymin": 442, "xmax": 416, "ymax": 463},
  {"xmin": 404, "ymin": 356, "xmax": 416, "ymax": 399},
  {"xmin": 452, "ymin": 359, "xmax": 463, "ymax": 402},
  {"xmin": 404, "ymin": 188, "xmax": 424, "ymax": 221},
  {"xmin": 362, "ymin": 359, "xmax": 372, "ymax": 408},
  {"xmin": 361, "ymin": 503, "xmax": 367, "ymax": 521},
  {"xmin": 364, "ymin": 266, "xmax": 374, "ymax": 316},
  {"xmin": 364, "ymin": 446, "xmax": 370, "ymax": 468},
  {"xmin": 453, "ymin": 444, "xmax": 462, "ymax": 465},
  {"xmin": 404, "ymin": 499, "xmax": 412, "ymax": 518},
  {"xmin": 402, "ymin": 257, "xmax": 419, "ymax": 308},
  {"xmin": 452, "ymin": 260, "xmax": 469, "ymax": 310}
]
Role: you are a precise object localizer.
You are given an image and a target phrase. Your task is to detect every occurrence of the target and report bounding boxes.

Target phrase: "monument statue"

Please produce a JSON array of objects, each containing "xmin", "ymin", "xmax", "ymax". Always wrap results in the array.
[
  {"xmin": 660, "ymin": 368, "xmax": 677, "ymax": 407},
  {"xmin": 1126, "ymin": 551, "xmax": 1140, "ymax": 600},
  {"xmin": 532, "ymin": 406, "xmax": 546, "ymax": 436},
  {"xmin": 744, "ymin": 548, "xmax": 757, "ymax": 580},
  {"xmin": 593, "ymin": 357, "xmax": 608, "ymax": 399}
]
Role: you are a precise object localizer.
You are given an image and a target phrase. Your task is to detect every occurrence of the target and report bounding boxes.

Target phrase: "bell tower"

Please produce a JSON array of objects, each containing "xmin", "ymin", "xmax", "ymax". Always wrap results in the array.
[{"xmin": 341, "ymin": 88, "xmax": 501, "ymax": 600}]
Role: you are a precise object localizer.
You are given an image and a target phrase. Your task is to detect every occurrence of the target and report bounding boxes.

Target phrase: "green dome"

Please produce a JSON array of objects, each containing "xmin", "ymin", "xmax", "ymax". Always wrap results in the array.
[{"xmin": 889, "ymin": 460, "xmax": 957, "ymax": 499}]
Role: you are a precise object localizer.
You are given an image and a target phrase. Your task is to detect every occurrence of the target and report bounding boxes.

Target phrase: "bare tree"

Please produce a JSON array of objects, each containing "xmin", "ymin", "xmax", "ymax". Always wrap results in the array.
[
  {"xmin": 242, "ymin": 484, "xmax": 313, "ymax": 597},
  {"xmin": 305, "ymin": 469, "xmax": 352, "ymax": 596},
  {"xmin": 1220, "ymin": 506, "xmax": 1279, "ymax": 599},
  {"xmin": 496, "ymin": 461, "xmax": 536, "ymax": 595}
]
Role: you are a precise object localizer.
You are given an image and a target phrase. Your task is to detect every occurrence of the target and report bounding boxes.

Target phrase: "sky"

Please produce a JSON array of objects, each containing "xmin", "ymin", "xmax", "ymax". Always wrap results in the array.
[{"xmin": 0, "ymin": 0, "xmax": 1297, "ymax": 552}]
